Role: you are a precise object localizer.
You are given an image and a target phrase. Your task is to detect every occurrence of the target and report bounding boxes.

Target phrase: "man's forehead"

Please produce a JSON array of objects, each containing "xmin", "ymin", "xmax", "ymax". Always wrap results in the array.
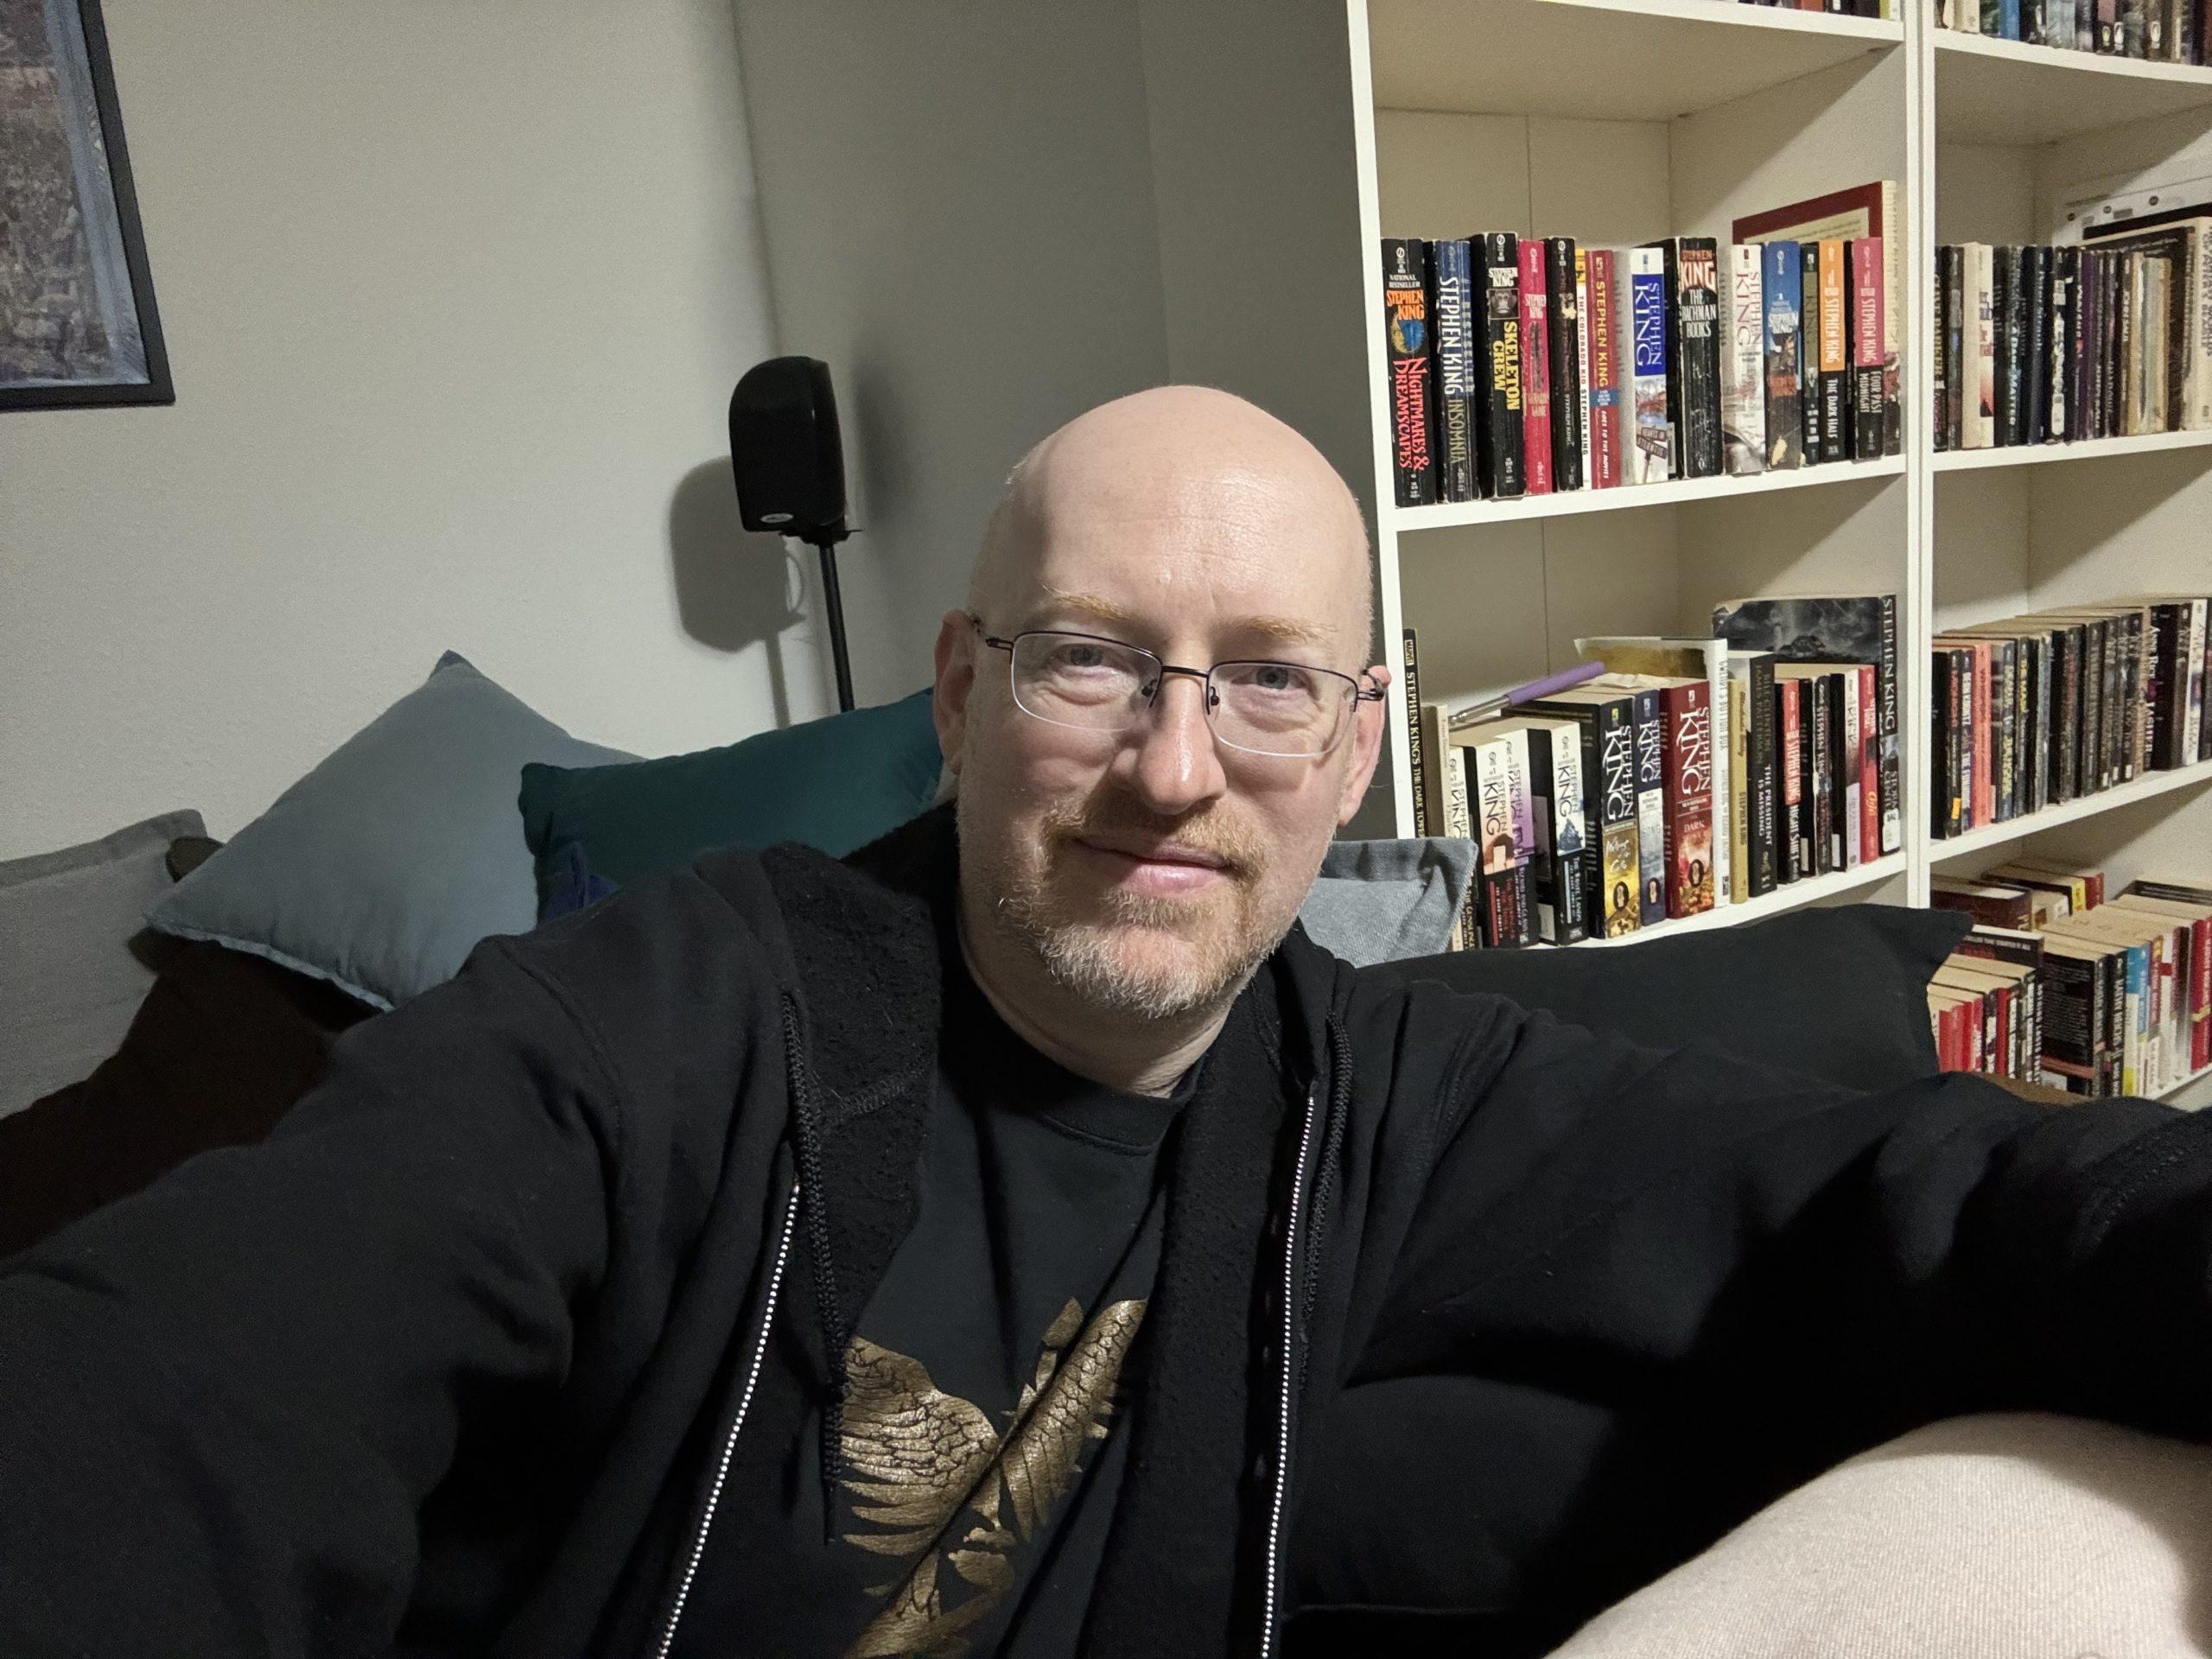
[{"xmin": 1020, "ymin": 583, "xmax": 1335, "ymax": 650}]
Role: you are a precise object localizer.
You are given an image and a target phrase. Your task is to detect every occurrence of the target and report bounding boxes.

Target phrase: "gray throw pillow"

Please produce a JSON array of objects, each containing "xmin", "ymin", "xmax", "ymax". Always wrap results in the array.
[
  {"xmin": 1, "ymin": 809, "xmax": 204, "ymax": 1119},
  {"xmin": 1298, "ymin": 836, "xmax": 1478, "ymax": 967},
  {"xmin": 146, "ymin": 652, "xmax": 633, "ymax": 1010}
]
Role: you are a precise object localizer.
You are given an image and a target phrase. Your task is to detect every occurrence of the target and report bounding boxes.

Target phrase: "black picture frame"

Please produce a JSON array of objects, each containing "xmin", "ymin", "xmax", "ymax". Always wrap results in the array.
[{"xmin": 1, "ymin": 0, "xmax": 172, "ymax": 410}]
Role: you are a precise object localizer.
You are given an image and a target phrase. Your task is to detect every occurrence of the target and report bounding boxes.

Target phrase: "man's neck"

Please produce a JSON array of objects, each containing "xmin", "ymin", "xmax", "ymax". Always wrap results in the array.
[{"xmin": 954, "ymin": 905, "xmax": 1235, "ymax": 1098}]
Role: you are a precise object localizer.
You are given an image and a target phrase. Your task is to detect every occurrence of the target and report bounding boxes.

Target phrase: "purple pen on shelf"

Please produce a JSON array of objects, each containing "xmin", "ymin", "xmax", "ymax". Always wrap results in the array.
[{"xmin": 1446, "ymin": 659, "xmax": 1606, "ymax": 732}]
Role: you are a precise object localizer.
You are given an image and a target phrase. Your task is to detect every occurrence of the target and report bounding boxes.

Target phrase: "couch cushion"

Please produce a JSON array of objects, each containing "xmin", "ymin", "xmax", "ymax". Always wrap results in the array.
[
  {"xmin": 520, "ymin": 688, "xmax": 944, "ymax": 912},
  {"xmin": 0, "ymin": 938, "xmax": 372, "ymax": 1259},
  {"xmin": 1545, "ymin": 1413, "xmax": 2212, "ymax": 1657},
  {"xmin": 0, "ymin": 810, "xmax": 204, "ymax": 1119},
  {"xmin": 1366, "ymin": 902, "xmax": 1970, "ymax": 1091},
  {"xmin": 1300, "ymin": 837, "xmax": 1479, "ymax": 967},
  {"xmin": 145, "ymin": 652, "xmax": 632, "ymax": 1009}
]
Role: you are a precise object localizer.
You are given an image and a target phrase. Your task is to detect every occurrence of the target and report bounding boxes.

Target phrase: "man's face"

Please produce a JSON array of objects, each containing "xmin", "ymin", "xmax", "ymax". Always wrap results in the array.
[{"xmin": 936, "ymin": 410, "xmax": 1384, "ymax": 1022}]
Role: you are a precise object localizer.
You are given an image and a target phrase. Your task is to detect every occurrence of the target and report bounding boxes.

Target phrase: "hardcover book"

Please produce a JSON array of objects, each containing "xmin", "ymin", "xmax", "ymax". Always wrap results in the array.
[
  {"xmin": 1587, "ymin": 248, "xmax": 1624, "ymax": 489},
  {"xmin": 1546, "ymin": 237, "xmax": 1585, "ymax": 492},
  {"xmin": 1661, "ymin": 677, "xmax": 1717, "ymax": 916},
  {"xmin": 1724, "ymin": 242, "xmax": 1767, "ymax": 476},
  {"xmin": 1402, "ymin": 628, "xmax": 1427, "ymax": 836},
  {"xmin": 1761, "ymin": 239, "xmax": 1805, "ymax": 470},
  {"xmin": 1673, "ymin": 237, "xmax": 1724, "ymax": 479},
  {"xmin": 1382, "ymin": 238, "xmax": 1438, "ymax": 505},
  {"xmin": 1934, "ymin": 245, "xmax": 1955, "ymax": 452},
  {"xmin": 1427, "ymin": 238, "xmax": 1478, "ymax": 503},
  {"xmin": 1850, "ymin": 236, "xmax": 1885, "ymax": 459},
  {"xmin": 1801, "ymin": 240, "xmax": 1825, "ymax": 461},
  {"xmin": 1817, "ymin": 238, "xmax": 1849, "ymax": 462},
  {"xmin": 1628, "ymin": 245, "xmax": 1673, "ymax": 482},
  {"xmin": 1575, "ymin": 246, "xmax": 1595, "ymax": 485},
  {"xmin": 1474, "ymin": 233, "xmax": 1524, "ymax": 499},
  {"xmin": 1519, "ymin": 238, "xmax": 1554, "ymax": 495}
]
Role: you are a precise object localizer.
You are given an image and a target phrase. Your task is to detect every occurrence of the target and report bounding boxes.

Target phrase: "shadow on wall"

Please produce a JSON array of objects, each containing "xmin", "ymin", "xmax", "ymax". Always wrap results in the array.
[{"xmin": 666, "ymin": 458, "xmax": 812, "ymax": 729}]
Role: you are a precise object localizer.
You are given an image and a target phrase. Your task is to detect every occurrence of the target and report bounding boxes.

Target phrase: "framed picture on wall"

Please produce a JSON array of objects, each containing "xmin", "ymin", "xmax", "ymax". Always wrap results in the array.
[{"xmin": 1, "ymin": 0, "xmax": 171, "ymax": 410}]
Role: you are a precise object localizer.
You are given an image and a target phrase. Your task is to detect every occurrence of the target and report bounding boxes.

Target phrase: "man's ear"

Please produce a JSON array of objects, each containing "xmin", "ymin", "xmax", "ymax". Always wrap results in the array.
[
  {"xmin": 933, "ymin": 610, "xmax": 978, "ymax": 778},
  {"xmin": 1336, "ymin": 667, "xmax": 1390, "ymax": 828}
]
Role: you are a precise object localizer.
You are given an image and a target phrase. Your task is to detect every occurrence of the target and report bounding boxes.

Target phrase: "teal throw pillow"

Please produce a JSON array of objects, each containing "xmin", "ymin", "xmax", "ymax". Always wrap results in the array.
[{"xmin": 519, "ymin": 689, "xmax": 944, "ymax": 907}]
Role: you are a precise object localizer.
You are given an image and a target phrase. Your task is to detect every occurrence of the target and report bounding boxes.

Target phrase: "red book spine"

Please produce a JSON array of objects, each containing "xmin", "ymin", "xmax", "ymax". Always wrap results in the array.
[
  {"xmin": 1993, "ymin": 985, "xmax": 2013, "ymax": 1077},
  {"xmin": 1777, "ymin": 677, "xmax": 1803, "ymax": 880},
  {"xmin": 1939, "ymin": 1000, "xmax": 1966, "ymax": 1071},
  {"xmin": 1519, "ymin": 239, "xmax": 1554, "ymax": 495},
  {"xmin": 1856, "ymin": 664, "xmax": 1878, "ymax": 866},
  {"xmin": 1587, "ymin": 250, "xmax": 1623, "ymax": 488},
  {"xmin": 1970, "ymin": 641, "xmax": 1993, "ymax": 829},
  {"xmin": 1660, "ymin": 681, "xmax": 1715, "ymax": 918}
]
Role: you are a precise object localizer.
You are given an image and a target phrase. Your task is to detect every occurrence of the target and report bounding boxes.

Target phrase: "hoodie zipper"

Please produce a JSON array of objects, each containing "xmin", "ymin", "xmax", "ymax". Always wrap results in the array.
[
  {"xmin": 650, "ymin": 1174, "xmax": 802, "ymax": 1659},
  {"xmin": 1257, "ymin": 1084, "xmax": 1318, "ymax": 1659}
]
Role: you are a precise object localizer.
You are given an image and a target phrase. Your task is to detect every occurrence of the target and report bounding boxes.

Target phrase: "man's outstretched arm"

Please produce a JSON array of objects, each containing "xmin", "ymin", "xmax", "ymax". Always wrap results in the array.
[
  {"xmin": 1326, "ymin": 991, "xmax": 2212, "ymax": 1624},
  {"xmin": 0, "ymin": 938, "xmax": 620, "ymax": 1657}
]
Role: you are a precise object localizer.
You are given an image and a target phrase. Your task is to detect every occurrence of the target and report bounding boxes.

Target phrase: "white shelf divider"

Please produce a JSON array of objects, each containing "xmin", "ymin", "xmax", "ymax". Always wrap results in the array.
[
  {"xmin": 1575, "ymin": 855, "xmax": 1907, "ymax": 950},
  {"xmin": 1931, "ymin": 428, "xmax": 2212, "ymax": 474},
  {"xmin": 1391, "ymin": 454, "xmax": 1905, "ymax": 533},
  {"xmin": 1930, "ymin": 759, "xmax": 2212, "ymax": 861}
]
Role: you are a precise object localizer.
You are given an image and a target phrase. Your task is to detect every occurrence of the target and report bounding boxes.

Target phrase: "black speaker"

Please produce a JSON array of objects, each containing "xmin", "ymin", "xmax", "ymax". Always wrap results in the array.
[{"xmin": 728, "ymin": 356, "xmax": 849, "ymax": 546}]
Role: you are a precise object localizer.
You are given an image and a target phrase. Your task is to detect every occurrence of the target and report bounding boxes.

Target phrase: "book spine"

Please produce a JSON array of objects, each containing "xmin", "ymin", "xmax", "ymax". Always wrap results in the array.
[
  {"xmin": 2116, "ymin": 251, "xmax": 2138, "ymax": 439},
  {"xmin": 1473, "ymin": 735, "xmax": 1535, "ymax": 948},
  {"xmin": 2074, "ymin": 246, "xmax": 2096, "ymax": 441},
  {"xmin": 1630, "ymin": 687, "xmax": 1668, "ymax": 926},
  {"xmin": 1519, "ymin": 238, "xmax": 1554, "ymax": 495},
  {"xmin": 2023, "ymin": 245, "xmax": 2050, "ymax": 444},
  {"xmin": 1857, "ymin": 664, "xmax": 1879, "ymax": 865},
  {"xmin": 1661, "ymin": 681, "xmax": 1716, "ymax": 917},
  {"xmin": 1587, "ymin": 249, "xmax": 1624, "ymax": 489},
  {"xmin": 1934, "ymin": 245, "xmax": 1953, "ymax": 453},
  {"xmin": 1724, "ymin": 243, "xmax": 1767, "ymax": 476},
  {"xmin": 1677, "ymin": 238, "xmax": 1724, "ymax": 478},
  {"xmin": 1728, "ymin": 671, "xmax": 1750, "ymax": 904},
  {"xmin": 1576, "ymin": 248, "xmax": 1595, "ymax": 484},
  {"xmin": 1869, "ymin": 593, "xmax": 1902, "ymax": 854},
  {"xmin": 2098, "ymin": 0, "xmax": 2118, "ymax": 51},
  {"xmin": 2041, "ymin": 949, "xmax": 2101, "ymax": 1094},
  {"xmin": 1801, "ymin": 241, "xmax": 1825, "ymax": 461},
  {"xmin": 1818, "ymin": 238, "xmax": 1849, "ymax": 463},
  {"xmin": 1969, "ymin": 244, "xmax": 1997, "ymax": 449},
  {"xmin": 1428, "ymin": 238, "xmax": 1478, "ymax": 503},
  {"xmin": 1932, "ymin": 650, "xmax": 1960, "ymax": 839},
  {"xmin": 1882, "ymin": 185, "xmax": 1902, "ymax": 454},
  {"xmin": 1402, "ymin": 630, "xmax": 1427, "ymax": 836},
  {"xmin": 1851, "ymin": 237, "xmax": 1885, "ymax": 461},
  {"xmin": 1948, "ymin": 244, "xmax": 1968, "ymax": 447},
  {"xmin": 2050, "ymin": 245, "xmax": 2075, "ymax": 442},
  {"xmin": 2190, "ymin": 225, "xmax": 2212, "ymax": 429},
  {"xmin": 1761, "ymin": 241, "xmax": 1805, "ymax": 470},
  {"xmin": 1382, "ymin": 238, "xmax": 1439, "ymax": 506},
  {"xmin": 1630, "ymin": 246, "xmax": 1673, "ymax": 483},
  {"xmin": 1999, "ymin": 246, "xmax": 2027, "ymax": 445},
  {"xmin": 1442, "ymin": 743, "xmax": 1480, "ymax": 950},
  {"xmin": 1546, "ymin": 237, "xmax": 1584, "ymax": 492},
  {"xmin": 1816, "ymin": 675, "xmax": 1842, "ymax": 874},
  {"xmin": 1529, "ymin": 724, "xmax": 1590, "ymax": 945},
  {"xmin": 1782, "ymin": 677, "xmax": 1809, "ymax": 880},
  {"xmin": 1747, "ymin": 655, "xmax": 1778, "ymax": 895},
  {"xmin": 1475, "ymin": 233, "xmax": 1525, "ymax": 499}
]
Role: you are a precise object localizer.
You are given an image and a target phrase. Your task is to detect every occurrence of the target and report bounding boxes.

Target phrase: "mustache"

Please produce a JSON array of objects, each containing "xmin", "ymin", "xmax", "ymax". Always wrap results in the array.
[{"xmin": 1039, "ymin": 798, "xmax": 1266, "ymax": 877}]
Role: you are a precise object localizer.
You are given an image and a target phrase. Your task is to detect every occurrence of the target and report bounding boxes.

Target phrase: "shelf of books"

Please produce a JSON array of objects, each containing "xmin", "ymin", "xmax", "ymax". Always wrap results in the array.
[{"xmin": 1326, "ymin": 0, "xmax": 2210, "ymax": 1097}]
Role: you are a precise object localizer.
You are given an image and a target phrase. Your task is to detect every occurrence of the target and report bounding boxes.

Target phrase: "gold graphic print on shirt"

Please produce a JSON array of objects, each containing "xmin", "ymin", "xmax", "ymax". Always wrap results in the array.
[{"xmin": 837, "ymin": 1295, "xmax": 1146, "ymax": 1657}]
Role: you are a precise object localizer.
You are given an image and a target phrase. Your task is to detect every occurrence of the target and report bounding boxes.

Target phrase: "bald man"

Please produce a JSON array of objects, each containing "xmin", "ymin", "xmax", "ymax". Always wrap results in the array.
[{"xmin": 7, "ymin": 386, "xmax": 2212, "ymax": 1659}]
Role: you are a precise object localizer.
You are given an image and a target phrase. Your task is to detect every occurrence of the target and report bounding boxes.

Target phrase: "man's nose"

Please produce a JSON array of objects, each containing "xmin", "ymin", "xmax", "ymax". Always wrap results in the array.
[{"xmin": 1122, "ymin": 673, "xmax": 1227, "ymax": 815}]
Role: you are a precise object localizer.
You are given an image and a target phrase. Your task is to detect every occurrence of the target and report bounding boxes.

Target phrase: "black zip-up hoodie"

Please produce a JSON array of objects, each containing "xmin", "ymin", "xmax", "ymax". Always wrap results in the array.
[{"xmin": 6, "ymin": 804, "xmax": 2212, "ymax": 1659}]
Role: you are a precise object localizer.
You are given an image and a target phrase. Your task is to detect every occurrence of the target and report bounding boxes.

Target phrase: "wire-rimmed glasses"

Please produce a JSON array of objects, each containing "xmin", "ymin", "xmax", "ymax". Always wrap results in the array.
[{"xmin": 972, "ymin": 617, "xmax": 1382, "ymax": 758}]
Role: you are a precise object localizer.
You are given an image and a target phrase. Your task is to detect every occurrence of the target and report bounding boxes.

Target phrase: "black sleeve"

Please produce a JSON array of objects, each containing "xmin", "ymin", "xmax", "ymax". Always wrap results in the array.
[
  {"xmin": 0, "ymin": 937, "xmax": 620, "ymax": 1657},
  {"xmin": 1351, "ymin": 998, "xmax": 2212, "ymax": 1617}
]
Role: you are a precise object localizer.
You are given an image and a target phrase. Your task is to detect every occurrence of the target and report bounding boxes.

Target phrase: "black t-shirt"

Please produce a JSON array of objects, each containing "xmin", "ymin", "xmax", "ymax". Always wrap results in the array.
[{"xmin": 674, "ymin": 936, "xmax": 1195, "ymax": 1658}]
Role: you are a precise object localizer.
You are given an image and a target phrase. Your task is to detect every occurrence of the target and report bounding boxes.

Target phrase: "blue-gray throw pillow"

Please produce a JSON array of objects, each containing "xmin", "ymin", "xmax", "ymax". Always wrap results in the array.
[{"xmin": 146, "ymin": 652, "xmax": 633, "ymax": 1010}]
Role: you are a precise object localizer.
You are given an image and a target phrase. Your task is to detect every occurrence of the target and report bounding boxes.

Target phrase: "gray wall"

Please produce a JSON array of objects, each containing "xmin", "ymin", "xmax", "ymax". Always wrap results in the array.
[{"xmin": 1, "ymin": 0, "xmax": 813, "ymax": 857}]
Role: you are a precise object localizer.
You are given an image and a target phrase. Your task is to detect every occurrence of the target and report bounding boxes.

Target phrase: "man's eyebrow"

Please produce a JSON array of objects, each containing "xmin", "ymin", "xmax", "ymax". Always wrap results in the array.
[{"xmin": 1030, "ymin": 589, "xmax": 1334, "ymax": 651}]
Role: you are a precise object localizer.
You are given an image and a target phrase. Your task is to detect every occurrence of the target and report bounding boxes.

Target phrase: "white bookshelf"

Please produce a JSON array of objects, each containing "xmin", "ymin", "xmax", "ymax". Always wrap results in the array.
[
  {"xmin": 1096, "ymin": 0, "xmax": 2207, "ymax": 995},
  {"xmin": 1301, "ymin": 0, "xmax": 2212, "ymax": 973}
]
